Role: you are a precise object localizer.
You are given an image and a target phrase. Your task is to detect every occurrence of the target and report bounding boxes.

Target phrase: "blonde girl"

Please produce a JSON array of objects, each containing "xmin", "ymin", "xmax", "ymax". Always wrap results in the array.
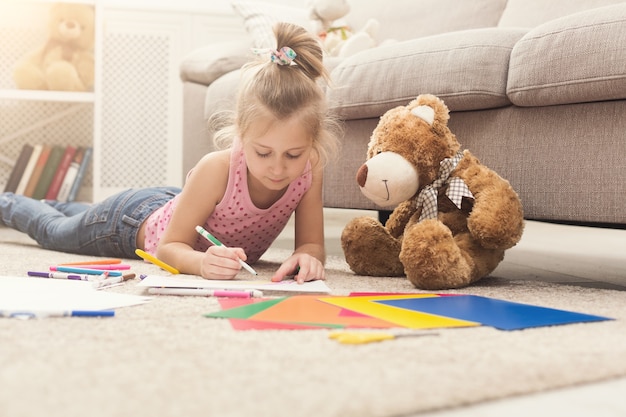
[
  {"xmin": 0, "ymin": 22, "xmax": 339, "ymax": 284},
  {"xmin": 147, "ymin": 22, "xmax": 339, "ymax": 282}
]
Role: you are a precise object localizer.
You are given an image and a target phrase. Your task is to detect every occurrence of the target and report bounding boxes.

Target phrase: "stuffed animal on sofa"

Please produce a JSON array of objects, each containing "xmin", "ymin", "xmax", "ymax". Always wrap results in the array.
[
  {"xmin": 13, "ymin": 2, "xmax": 95, "ymax": 92},
  {"xmin": 341, "ymin": 94, "xmax": 525, "ymax": 290},
  {"xmin": 308, "ymin": 0, "xmax": 380, "ymax": 58}
]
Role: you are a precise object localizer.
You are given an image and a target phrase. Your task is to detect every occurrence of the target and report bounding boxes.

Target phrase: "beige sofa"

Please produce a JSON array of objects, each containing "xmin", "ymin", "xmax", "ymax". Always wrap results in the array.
[{"xmin": 181, "ymin": 0, "xmax": 626, "ymax": 226}]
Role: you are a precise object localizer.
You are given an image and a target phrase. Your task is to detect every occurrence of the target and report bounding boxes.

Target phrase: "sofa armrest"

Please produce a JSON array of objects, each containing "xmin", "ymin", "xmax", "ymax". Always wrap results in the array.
[{"xmin": 180, "ymin": 39, "xmax": 251, "ymax": 86}]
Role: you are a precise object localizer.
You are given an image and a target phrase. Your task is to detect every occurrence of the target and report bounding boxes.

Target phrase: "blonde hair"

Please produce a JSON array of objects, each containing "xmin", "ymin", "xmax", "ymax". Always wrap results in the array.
[{"xmin": 212, "ymin": 22, "xmax": 340, "ymax": 166}]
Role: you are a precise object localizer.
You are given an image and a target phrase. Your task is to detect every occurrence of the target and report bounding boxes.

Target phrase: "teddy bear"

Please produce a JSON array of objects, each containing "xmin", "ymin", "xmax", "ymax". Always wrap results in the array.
[
  {"xmin": 341, "ymin": 94, "xmax": 525, "ymax": 290},
  {"xmin": 13, "ymin": 2, "xmax": 95, "ymax": 92},
  {"xmin": 308, "ymin": 0, "xmax": 381, "ymax": 58}
]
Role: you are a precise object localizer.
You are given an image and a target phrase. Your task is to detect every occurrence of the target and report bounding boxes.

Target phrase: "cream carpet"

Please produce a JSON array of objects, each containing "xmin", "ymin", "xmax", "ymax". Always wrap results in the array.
[{"xmin": 1, "ymin": 227, "xmax": 626, "ymax": 417}]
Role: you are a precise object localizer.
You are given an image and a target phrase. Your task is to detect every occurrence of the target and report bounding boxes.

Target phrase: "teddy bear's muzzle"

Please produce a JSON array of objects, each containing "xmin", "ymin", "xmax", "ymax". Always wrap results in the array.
[
  {"xmin": 58, "ymin": 20, "xmax": 82, "ymax": 40},
  {"xmin": 357, "ymin": 151, "xmax": 419, "ymax": 208}
]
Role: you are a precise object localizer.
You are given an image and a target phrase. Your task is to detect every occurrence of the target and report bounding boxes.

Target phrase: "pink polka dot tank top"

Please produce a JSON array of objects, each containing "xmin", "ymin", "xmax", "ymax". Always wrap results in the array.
[
  {"xmin": 203, "ymin": 139, "xmax": 312, "ymax": 263},
  {"xmin": 143, "ymin": 139, "xmax": 312, "ymax": 263}
]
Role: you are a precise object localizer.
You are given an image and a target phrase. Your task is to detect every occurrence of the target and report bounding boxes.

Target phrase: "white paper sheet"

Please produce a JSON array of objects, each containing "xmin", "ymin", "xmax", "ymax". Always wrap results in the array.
[
  {"xmin": 0, "ymin": 276, "xmax": 151, "ymax": 312},
  {"xmin": 137, "ymin": 275, "xmax": 332, "ymax": 293}
]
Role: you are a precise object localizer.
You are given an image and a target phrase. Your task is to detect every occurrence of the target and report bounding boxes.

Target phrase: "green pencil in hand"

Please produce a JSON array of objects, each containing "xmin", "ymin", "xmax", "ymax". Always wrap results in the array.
[{"xmin": 195, "ymin": 225, "xmax": 258, "ymax": 275}]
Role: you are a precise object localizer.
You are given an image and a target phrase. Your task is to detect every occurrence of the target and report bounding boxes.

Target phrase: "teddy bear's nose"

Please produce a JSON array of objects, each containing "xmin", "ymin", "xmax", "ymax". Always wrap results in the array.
[{"xmin": 356, "ymin": 164, "xmax": 368, "ymax": 187}]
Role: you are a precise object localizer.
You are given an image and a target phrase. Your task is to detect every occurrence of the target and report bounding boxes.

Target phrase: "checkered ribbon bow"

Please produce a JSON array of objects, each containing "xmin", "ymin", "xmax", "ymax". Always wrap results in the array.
[{"xmin": 415, "ymin": 150, "xmax": 474, "ymax": 222}]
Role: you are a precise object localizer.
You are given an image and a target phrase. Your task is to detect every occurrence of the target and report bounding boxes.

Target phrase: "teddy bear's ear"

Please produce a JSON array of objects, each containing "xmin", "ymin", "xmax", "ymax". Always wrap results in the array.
[{"xmin": 410, "ymin": 105, "xmax": 435, "ymax": 125}]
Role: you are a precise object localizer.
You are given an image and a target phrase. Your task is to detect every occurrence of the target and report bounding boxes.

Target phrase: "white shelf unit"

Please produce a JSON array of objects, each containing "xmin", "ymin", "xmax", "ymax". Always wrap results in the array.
[
  {"xmin": 1, "ymin": 0, "xmax": 247, "ymax": 202},
  {"xmin": 0, "ymin": 0, "xmax": 101, "ymax": 202}
]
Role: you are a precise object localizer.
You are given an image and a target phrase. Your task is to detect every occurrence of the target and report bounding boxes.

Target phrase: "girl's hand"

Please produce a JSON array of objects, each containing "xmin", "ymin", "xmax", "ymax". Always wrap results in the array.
[
  {"xmin": 271, "ymin": 253, "xmax": 325, "ymax": 284},
  {"xmin": 200, "ymin": 245, "xmax": 247, "ymax": 280}
]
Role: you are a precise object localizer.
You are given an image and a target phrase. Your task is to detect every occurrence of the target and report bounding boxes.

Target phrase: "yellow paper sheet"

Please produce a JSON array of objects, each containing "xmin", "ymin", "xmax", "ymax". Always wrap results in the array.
[{"xmin": 319, "ymin": 295, "xmax": 480, "ymax": 329}]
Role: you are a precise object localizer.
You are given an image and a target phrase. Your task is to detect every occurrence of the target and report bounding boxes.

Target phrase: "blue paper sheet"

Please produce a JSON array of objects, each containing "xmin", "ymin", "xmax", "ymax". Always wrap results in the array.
[{"xmin": 376, "ymin": 295, "xmax": 612, "ymax": 330}]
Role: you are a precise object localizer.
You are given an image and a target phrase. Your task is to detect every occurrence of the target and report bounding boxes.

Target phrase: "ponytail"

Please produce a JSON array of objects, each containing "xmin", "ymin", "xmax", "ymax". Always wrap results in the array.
[{"xmin": 215, "ymin": 22, "xmax": 340, "ymax": 167}]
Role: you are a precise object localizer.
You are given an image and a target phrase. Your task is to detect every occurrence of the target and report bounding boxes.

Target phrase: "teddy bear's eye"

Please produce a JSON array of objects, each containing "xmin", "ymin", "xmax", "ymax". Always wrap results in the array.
[{"xmin": 376, "ymin": 149, "xmax": 382, "ymax": 154}]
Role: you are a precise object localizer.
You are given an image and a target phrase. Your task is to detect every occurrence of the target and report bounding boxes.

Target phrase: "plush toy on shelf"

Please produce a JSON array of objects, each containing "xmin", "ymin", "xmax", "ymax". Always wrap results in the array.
[
  {"xmin": 308, "ymin": 0, "xmax": 380, "ymax": 58},
  {"xmin": 341, "ymin": 94, "xmax": 525, "ymax": 290},
  {"xmin": 13, "ymin": 2, "xmax": 95, "ymax": 92}
]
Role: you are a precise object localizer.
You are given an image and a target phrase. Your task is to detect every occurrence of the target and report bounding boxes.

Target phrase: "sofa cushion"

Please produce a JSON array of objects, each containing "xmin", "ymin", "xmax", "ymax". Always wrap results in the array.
[
  {"xmin": 345, "ymin": 0, "xmax": 508, "ymax": 43},
  {"xmin": 327, "ymin": 27, "xmax": 528, "ymax": 119},
  {"xmin": 180, "ymin": 39, "xmax": 251, "ymax": 85},
  {"xmin": 230, "ymin": 0, "xmax": 311, "ymax": 48},
  {"xmin": 507, "ymin": 4, "xmax": 626, "ymax": 107},
  {"xmin": 498, "ymin": 0, "xmax": 626, "ymax": 27}
]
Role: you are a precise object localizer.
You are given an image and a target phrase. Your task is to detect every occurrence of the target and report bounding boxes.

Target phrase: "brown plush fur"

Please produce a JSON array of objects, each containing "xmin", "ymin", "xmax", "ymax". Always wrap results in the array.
[{"xmin": 341, "ymin": 94, "xmax": 524, "ymax": 289}]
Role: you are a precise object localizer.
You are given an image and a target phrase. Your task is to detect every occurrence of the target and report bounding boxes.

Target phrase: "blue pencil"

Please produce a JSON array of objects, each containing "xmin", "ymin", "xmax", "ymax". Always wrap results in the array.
[{"xmin": 54, "ymin": 266, "xmax": 122, "ymax": 277}]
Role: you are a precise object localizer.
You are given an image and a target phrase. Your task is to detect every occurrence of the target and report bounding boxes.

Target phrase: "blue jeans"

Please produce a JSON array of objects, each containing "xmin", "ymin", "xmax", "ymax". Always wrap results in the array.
[{"xmin": 0, "ymin": 187, "xmax": 180, "ymax": 258}]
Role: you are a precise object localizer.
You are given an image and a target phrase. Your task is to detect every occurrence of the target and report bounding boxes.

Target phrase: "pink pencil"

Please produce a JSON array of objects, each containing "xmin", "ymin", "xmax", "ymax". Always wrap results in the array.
[
  {"xmin": 50, "ymin": 264, "xmax": 131, "ymax": 271},
  {"xmin": 60, "ymin": 258, "xmax": 122, "ymax": 265}
]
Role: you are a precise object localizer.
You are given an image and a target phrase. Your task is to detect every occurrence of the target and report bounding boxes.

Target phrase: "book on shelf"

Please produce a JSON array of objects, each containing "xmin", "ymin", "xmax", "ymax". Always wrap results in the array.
[
  {"xmin": 32, "ymin": 145, "xmax": 65, "ymax": 200},
  {"xmin": 23, "ymin": 144, "xmax": 52, "ymax": 197},
  {"xmin": 45, "ymin": 145, "xmax": 77, "ymax": 200},
  {"xmin": 56, "ymin": 146, "xmax": 84, "ymax": 203},
  {"xmin": 66, "ymin": 146, "xmax": 92, "ymax": 202},
  {"xmin": 4, "ymin": 144, "xmax": 92, "ymax": 202},
  {"xmin": 3, "ymin": 144, "xmax": 33, "ymax": 193},
  {"xmin": 15, "ymin": 144, "xmax": 43, "ymax": 195}
]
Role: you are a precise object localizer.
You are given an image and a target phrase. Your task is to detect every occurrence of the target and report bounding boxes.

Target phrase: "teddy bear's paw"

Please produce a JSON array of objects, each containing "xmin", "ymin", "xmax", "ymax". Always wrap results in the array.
[
  {"xmin": 400, "ymin": 219, "xmax": 474, "ymax": 290},
  {"xmin": 467, "ymin": 185, "xmax": 525, "ymax": 250},
  {"xmin": 13, "ymin": 63, "xmax": 47, "ymax": 90},
  {"xmin": 75, "ymin": 56, "xmax": 95, "ymax": 89},
  {"xmin": 45, "ymin": 61, "xmax": 85, "ymax": 91},
  {"xmin": 469, "ymin": 220, "xmax": 523, "ymax": 250},
  {"xmin": 341, "ymin": 216, "xmax": 404, "ymax": 276}
]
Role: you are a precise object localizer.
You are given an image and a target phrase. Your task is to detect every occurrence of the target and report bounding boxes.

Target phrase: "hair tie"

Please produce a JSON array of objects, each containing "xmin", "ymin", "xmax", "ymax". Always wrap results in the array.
[{"xmin": 251, "ymin": 46, "xmax": 297, "ymax": 66}]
